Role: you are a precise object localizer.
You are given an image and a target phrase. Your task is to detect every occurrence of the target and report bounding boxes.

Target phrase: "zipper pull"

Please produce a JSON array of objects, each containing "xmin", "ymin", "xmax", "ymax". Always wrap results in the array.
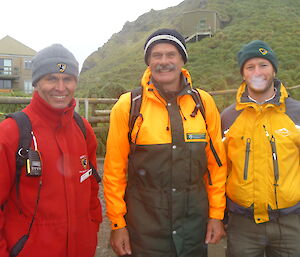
[
  {"xmin": 263, "ymin": 125, "xmax": 270, "ymax": 141},
  {"xmin": 243, "ymin": 138, "xmax": 251, "ymax": 180}
]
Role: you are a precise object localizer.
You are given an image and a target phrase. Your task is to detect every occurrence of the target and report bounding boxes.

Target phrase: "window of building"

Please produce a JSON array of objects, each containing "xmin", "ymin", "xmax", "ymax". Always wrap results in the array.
[
  {"xmin": 0, "ymin": 79, "xmax": 12, "ymax": 89},
  {"xmin": 199, "ymin": 19, "xmax": 207, "ymax": 30},
  {"xmin": 24, "ymin": 59, "xmax": 32, "ymax": 69},
  {"xmin": 24, "ymin": 80, "xmax": 33, "ymax": 94},
  {"xmin": 0, "ymin": 58, "xmax": 12, "ymax": 75}
]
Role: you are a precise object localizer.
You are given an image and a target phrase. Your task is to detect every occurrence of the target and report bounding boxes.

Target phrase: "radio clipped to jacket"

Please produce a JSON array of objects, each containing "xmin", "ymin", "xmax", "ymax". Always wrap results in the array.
[
  {"xmin": 26, "ymin": 131, "xmax": 42, "ymax": 177},
  {"xmin": 26, "ymin": 148, "xmax": 42, "ymax": 176}
]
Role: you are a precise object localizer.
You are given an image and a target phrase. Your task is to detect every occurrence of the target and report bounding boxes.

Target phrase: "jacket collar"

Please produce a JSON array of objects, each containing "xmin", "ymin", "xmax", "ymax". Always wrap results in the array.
[
  {"xmin": 25, "ymin": 91, "xmax": 76, "ymax": 128},
  {"xmin": 236, "ymin": 79, "xmax": 288, "ymax": 112},
  {"xmin": 140, "ymin": 67, "xmax": 193, "ymax": 102}
]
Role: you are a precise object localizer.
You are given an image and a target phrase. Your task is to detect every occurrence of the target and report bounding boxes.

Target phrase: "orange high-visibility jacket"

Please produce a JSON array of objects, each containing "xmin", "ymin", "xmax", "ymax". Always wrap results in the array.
[{"xmin": 104, "ymin": 67, "xmax": 227, "ymax": 231}]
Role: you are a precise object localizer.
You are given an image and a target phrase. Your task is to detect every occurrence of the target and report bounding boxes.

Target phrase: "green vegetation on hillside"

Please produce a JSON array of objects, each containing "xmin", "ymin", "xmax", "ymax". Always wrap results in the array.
[{"xmin": 78, "ymin": 0, "xmax": 300, "ymax": 105}]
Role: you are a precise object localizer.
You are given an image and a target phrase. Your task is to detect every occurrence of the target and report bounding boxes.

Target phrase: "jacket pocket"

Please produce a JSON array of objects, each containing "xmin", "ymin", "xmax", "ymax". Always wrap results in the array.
[
  {"xmin": 243, "ymin": 138, "xmax": 251, "ymax": 180},
  {"xmin": 188, "ymin": 142, "xmax": 207, "ymax": 184}
]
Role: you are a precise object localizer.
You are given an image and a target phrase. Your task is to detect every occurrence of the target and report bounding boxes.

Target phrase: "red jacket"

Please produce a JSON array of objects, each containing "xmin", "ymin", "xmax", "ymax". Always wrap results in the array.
[{"xmin": 0, "ymin": 92, "xmax": 102, "ymax": 257}]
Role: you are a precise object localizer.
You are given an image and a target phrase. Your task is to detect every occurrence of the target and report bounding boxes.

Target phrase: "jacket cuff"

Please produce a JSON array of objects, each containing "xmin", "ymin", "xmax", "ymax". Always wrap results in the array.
[
  {"xmin": 209, "ymin": 208, "xmax": 225, "ymax": 220},
  {"xmin": 111, "ymin": 217, "xmax": 127, "ymax": 230}
]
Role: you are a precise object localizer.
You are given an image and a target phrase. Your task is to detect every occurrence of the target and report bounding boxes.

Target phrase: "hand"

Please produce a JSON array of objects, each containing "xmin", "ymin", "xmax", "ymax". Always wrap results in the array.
[
  {"xmin": 205, "ymin": 218, "xmax": 226, "ymax": 244},
  {"xmin": 110, "ymin": 227, "xmax": 132, "ymax": 256}
]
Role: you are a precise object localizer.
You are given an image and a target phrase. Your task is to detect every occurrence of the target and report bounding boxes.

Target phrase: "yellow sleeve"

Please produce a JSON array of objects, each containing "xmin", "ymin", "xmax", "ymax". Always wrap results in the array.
[
  {"xmin": 199, "ymin": 90, "xmax": 227, "ymax": 220},
  {"xmin": 103, "ymin": 92, "xmax": 131, "ymax": 230}
]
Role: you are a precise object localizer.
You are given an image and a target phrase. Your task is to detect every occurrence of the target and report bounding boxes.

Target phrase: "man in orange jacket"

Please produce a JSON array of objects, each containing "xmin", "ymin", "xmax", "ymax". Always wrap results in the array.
[{"xmin": 104, "ymin": 28, "xmax": 227, "ymax": 257}]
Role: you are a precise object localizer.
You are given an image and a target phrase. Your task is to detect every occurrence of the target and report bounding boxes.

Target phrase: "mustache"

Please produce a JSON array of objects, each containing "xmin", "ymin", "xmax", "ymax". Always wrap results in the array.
[{"xmin": 155, "ymin": 64, "xmax": 176, "ymax": 72}]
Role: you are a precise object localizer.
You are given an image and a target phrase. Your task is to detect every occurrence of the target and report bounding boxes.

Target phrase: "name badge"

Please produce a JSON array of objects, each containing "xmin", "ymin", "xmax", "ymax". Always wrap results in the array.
[{"xmin": 80, "ymin": 169, "xmax": 92, "ymax": 183}]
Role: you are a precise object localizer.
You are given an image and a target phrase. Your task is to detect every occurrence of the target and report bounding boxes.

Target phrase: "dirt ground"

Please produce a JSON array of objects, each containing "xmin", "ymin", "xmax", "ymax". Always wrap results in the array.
[{"xmin": 95, "ymin": 159, "xmax": 226, "ymax": 257}]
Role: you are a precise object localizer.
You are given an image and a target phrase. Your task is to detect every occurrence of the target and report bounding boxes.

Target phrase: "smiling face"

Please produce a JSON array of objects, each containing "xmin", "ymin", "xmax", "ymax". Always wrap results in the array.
[
  {"xmin": 242, "ymin": 57, "xmax": 276, "ymax": 102},
  {"xmin": 148, "ymin": 43, "xmax": 184, "ymax": 92},
  {"xmin": 34, "ymin": 73, "xmax": 77, "ymax": 109}
]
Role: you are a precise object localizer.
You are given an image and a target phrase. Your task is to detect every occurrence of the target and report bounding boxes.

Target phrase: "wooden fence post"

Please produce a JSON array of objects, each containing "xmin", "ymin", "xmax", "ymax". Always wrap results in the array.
[
  {"xmin": 75, "ymin": 98, "xmax": 80, "ymax": 113},
  {"xmin": 84, "ymin": 99, "xmax": 89, "ymax": 120}
]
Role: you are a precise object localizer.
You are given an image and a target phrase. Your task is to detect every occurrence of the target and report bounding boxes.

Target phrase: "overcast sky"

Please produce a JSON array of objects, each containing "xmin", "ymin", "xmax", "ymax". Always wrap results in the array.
[{"xmin": 1, "ymin": 0, "xmax": 183, "ymax": 68}]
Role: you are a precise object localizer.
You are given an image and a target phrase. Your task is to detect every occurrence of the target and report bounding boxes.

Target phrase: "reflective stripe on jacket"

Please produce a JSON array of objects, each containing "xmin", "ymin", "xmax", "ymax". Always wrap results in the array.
[{"xmin": 222, "ymin": 80, "xmax": 300, "ymax": 224}]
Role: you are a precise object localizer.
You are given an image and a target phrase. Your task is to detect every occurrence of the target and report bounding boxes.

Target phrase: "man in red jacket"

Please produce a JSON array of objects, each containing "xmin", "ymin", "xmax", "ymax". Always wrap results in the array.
[{"xmin": 0, "ymin": 44, "xmax": 102, "ymax": 257}]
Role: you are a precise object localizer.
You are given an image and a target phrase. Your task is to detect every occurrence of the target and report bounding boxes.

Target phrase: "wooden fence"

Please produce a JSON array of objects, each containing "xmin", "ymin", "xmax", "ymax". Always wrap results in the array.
[
  {"xmin": 0, "ymin": 85, "xmax": 299, "ymax": 132},
  {"xmin": 59, "ymin": 84, "xmax": 300, "ymax": 127}
]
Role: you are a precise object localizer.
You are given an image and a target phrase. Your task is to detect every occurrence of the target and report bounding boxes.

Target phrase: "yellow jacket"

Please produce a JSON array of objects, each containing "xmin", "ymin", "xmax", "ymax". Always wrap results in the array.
[
  {"xmin": 222, "ymin": 80, "xmax": 300, "ymax": 223},
  {"xmin": 104, "ymin": 67, "xmax": 227, "ymax": 229}
]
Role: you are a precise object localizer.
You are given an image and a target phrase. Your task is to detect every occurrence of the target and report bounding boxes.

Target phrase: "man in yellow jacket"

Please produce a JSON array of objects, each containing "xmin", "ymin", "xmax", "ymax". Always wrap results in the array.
[
  {"xmin": 222, "ymin": 40, "xmax": 300, "ymax": 257},
  {"xmin": 104, "ymin": 28, "xmax": 227, "ymax": 257}
]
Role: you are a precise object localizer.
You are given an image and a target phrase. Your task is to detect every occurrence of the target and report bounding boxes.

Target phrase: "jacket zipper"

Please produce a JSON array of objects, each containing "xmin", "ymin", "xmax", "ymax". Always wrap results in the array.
[
  {"xmin": 243, "ymin": 138, "xmax": 251, "ymax": 180},
  {"xmin": 263, "ymin": 125, "xmax": 280, "ymax": 183},
  {"xmin": 270, "ymin": 136, "xmax": 279, "ymax": 182}
]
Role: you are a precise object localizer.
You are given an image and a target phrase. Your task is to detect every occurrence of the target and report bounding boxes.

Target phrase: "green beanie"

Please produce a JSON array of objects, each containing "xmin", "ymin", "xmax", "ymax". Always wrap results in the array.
[{"xmin": 237, "ymin": 40, "xmax": 278, "ymax": 73}]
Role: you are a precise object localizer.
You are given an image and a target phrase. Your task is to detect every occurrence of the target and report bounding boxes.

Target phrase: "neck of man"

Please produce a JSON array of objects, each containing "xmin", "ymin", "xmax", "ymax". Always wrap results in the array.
[
  {"xmin": 247, "ymin": 82, "xmax": 276, "ymax": 104},
  {"xmin": 158, "ymin": 75, "xmax": 182, "ymax": 93}
]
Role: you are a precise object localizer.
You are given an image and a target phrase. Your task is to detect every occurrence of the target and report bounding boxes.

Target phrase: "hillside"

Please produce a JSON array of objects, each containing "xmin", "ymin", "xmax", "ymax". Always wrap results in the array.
[{"xmin": 78, "ymin": 0, "xmax": 300, "ymax": 104}]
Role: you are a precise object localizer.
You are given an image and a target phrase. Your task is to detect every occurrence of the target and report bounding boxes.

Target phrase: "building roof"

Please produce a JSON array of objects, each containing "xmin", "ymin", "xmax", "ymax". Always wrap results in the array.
[{"xmin": 0, "ymin": 35, "xmax": 36, "ymax": 56}]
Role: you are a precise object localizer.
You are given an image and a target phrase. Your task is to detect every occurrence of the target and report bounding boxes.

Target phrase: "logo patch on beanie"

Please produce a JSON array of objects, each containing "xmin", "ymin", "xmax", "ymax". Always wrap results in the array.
[
  {"xmin": 259, "ymin": 48, "xmax": 268, "ymax": 55},
  {"xmin": 57, "ymin": 63, "xmax": 67, "ymax": 73}
]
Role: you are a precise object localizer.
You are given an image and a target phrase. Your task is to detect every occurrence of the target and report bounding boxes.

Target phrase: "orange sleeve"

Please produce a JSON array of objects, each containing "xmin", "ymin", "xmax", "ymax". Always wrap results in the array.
[
  {"xmin": 200, "ymin": 90, "xmax": 227, "ymax": 220},
  {"xmin": 103, "ymin": 92, "xmax": 131, "ymax": 230}
]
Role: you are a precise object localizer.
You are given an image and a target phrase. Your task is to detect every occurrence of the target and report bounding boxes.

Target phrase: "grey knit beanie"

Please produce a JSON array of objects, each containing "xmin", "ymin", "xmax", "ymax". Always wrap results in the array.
[{"xmin": 32, "ymin": 44, "xmax": 79, "ymax": 85}]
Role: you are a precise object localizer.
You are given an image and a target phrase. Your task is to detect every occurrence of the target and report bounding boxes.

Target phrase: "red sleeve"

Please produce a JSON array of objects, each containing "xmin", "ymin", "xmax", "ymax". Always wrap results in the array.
[
  {"xmin": 0, "ymin": 119, "xmax": 19, "ymax": 257},
  {"xmin": 83, "ymin": 118, "xmax": 102, "ymax": 228}
]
